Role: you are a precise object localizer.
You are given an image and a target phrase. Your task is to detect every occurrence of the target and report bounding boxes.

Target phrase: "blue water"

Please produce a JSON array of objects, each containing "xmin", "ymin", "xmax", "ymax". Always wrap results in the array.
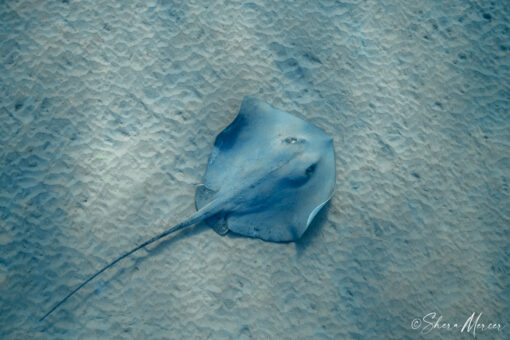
[{"xmin": 1, "ymin": 0, "xmax": 508, "ymax": 339}]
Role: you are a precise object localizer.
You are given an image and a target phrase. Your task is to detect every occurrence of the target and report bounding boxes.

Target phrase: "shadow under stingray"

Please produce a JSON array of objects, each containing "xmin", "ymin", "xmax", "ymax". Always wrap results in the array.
[
  {"xmin": 294, "ymin": 201, "xmax": 332, "ymax": 256},
  {"xmin": 222, "ymin": 201, "xmax": 332, "ymax": 257}
]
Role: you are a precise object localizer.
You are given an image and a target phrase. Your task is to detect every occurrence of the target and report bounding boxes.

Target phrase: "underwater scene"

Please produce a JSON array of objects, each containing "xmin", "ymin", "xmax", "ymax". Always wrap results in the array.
[{"xmin": 0, "ymin": 0, "xmax": 509, "ymax": 339}]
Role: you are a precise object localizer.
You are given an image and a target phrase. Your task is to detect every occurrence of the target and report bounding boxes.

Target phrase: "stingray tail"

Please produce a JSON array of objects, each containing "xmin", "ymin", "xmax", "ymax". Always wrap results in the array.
[{"xmin": 39, "ymin": 206, "xmax": 216, "ymax": 322}]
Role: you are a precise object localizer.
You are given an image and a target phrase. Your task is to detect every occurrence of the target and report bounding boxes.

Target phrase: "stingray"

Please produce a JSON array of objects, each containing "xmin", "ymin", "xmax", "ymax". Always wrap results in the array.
[{"xmin": 40, "ymin": 96, "xmax": 336, "ymax": 321}]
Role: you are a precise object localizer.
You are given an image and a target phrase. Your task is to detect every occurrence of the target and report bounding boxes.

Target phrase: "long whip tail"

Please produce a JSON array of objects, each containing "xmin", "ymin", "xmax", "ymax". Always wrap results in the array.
[{"xmin": 40, "ymin": 220, "xmax": 190, "ymax": 321}]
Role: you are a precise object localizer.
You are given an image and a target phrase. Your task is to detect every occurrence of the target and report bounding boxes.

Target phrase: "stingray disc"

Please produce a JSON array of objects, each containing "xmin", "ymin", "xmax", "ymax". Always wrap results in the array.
[{"xmin": 195, "ymin": 96, "xmax": 335, "ymax": 242}]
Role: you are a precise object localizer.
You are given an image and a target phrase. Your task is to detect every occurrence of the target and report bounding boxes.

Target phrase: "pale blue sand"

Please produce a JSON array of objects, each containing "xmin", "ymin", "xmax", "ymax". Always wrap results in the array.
[{"xmin": 0, "ymin": 0, "xmax": 508, "ymax": 339}]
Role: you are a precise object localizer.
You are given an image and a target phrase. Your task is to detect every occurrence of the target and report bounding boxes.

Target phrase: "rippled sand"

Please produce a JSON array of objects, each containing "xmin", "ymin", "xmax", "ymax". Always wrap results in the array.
[{"xmin": 0, "ymin": 0, "xmax": 508, "ymax": 339}]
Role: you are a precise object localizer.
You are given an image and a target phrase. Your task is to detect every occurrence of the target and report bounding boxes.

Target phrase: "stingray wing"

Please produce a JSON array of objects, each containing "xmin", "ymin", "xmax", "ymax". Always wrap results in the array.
[{"xmin": 196, "ymin": 96, "xmax": 335, "ymax": 242}]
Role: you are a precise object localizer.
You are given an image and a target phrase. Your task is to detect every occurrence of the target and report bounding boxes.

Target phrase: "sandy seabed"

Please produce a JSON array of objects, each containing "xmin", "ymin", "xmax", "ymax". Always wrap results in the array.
[{"xmin": 0, "ymin": 1, "xmax": 508, "ymax": 339}]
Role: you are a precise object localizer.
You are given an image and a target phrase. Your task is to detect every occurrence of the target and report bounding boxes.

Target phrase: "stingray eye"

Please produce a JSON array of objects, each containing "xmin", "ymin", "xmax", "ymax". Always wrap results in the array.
[
  {"xmin": 283, "ymin": 137, "xmax": 307, "ymax": 144},
  {"xmin": 305, "ymin": 163, "xmax": 317, "ymax": 176}
]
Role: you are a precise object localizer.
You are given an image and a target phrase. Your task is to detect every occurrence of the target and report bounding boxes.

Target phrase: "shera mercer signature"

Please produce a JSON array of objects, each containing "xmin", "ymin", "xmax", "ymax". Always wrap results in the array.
[{"xmin": 411, "ymin": 312, "xmax": 504, "ymax": 337}]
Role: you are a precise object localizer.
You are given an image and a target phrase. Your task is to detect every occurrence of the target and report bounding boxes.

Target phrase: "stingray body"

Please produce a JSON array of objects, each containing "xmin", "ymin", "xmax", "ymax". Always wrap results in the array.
[
  {"xmin": 196, "ymin": 96, "xmax": 335, "ymax": 241},
  {"xmin": 40, "ymin": 96, "xmax": 335, "ymax": 321}
]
